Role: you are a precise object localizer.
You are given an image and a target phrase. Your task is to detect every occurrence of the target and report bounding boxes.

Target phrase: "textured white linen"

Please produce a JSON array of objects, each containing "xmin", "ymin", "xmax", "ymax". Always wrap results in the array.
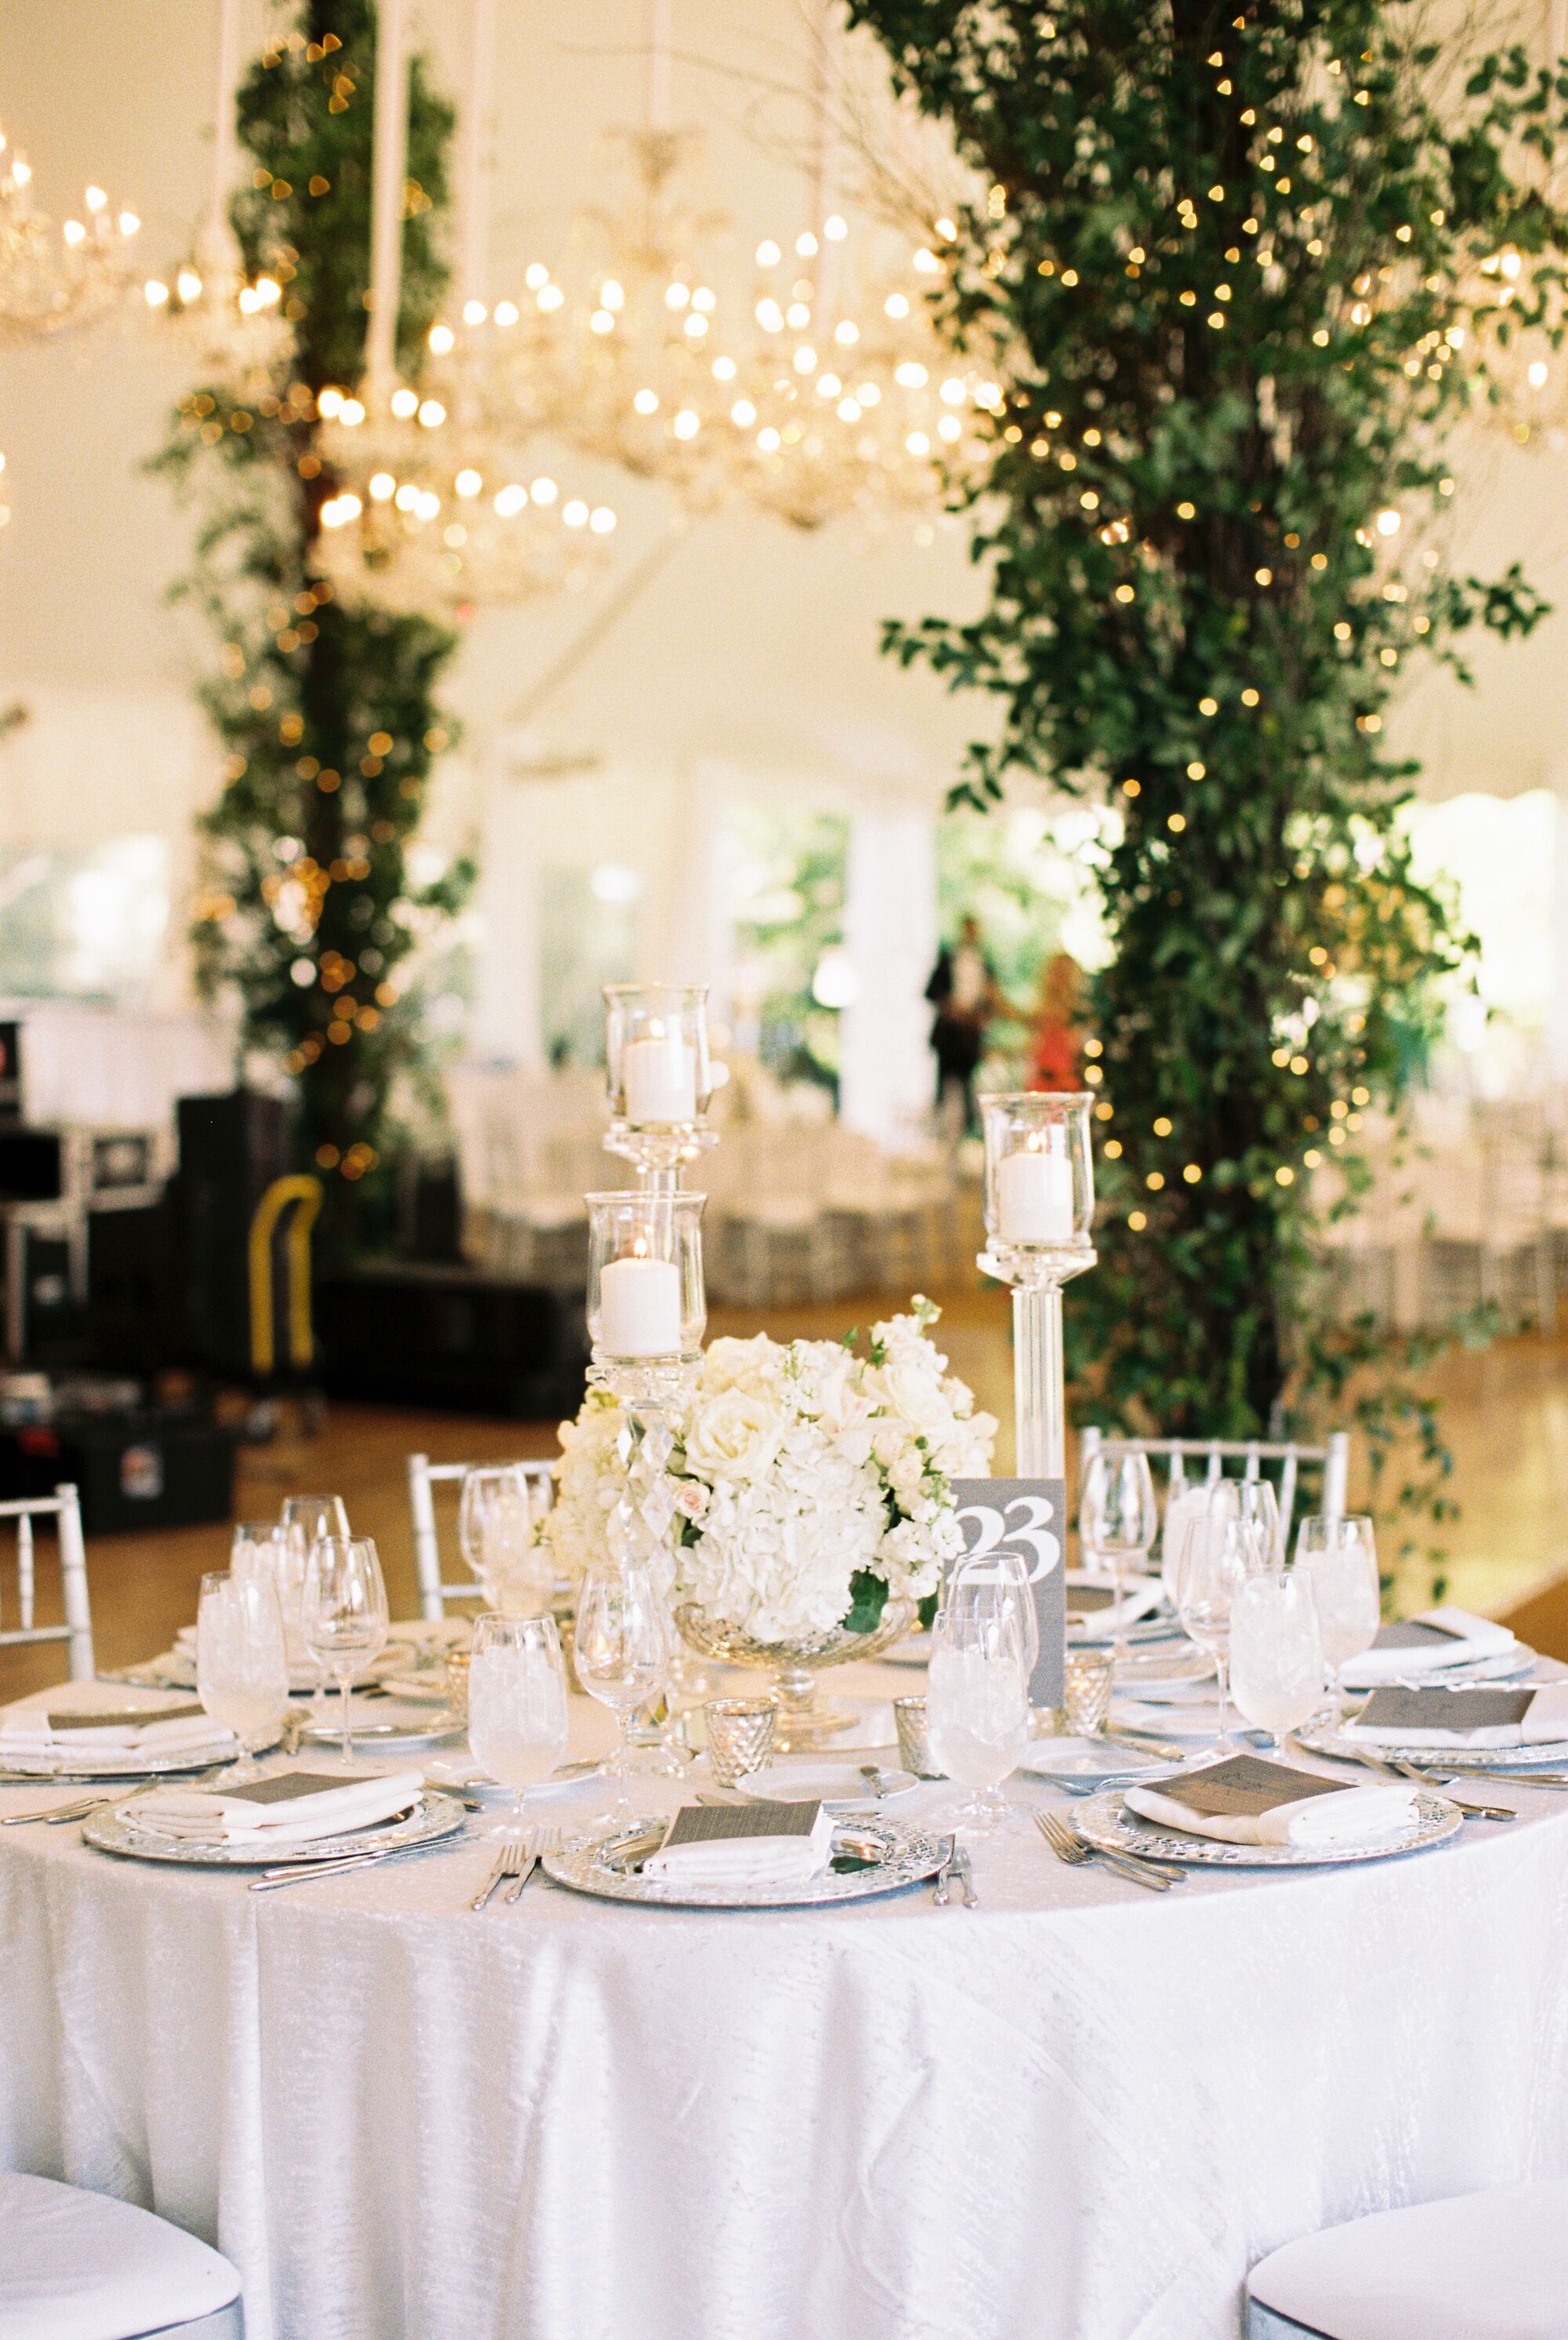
[
  {"xmin": 4, "ymin": 1660, "xmax": 1568, "ymax": 2340},
  {"xmin": 1339, "ymin": 1609, "xmax": 1516, "ymax": 1689}
]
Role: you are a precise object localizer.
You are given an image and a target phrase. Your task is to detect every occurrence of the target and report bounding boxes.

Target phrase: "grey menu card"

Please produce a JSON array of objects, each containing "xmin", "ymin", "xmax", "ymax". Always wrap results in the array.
[
  {"xmin": 1156, "ymin": 1754, "xmax": 1352, "ymax": 1819},
  {"xmin": 1373, "ymin": 1620, "xmax": 1471, "ymax": 1651},
  {"xmin": 1358, "ymin": 1686, "xmax": 1537, "ymax": 1734},
  {"xmin": 46, "ymin": 1703, "xmax": 207, "ymax": 1732},
  {"xmin": 947, "ymin": 1479, "xmax": 1066, "ymax": 1707},
  {"xmin": 219, "ymin": 1770, "xmax": 385, "ymax": 1806},
  {"xmin": 662, "ymin": 1801, "xmax": 823, "ymax": 1848}
]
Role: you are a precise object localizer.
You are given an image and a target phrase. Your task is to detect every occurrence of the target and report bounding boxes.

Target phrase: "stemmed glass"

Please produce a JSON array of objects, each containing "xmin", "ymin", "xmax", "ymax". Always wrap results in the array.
[
  {"xmin": 466, "ymin": 1613, "xmax": 571, "ymax": 1837},
  {"xmin": 196, "ymin": 1569, "xmax": 289, "ymax": 1780},
  {"xmin": 1237, "ymin": 1478, "xmax": 1285, "ymax": 1567},
  {"xmin": 280, "ymin": 1496, "xmax": 350, "ymax": 1711},
  {"xmin": 1079, "ymin": 1449, "xmax": 1158, "ymax": 1664},
  {"xmin": 459, "ymin": 1466, "xmax": 548, "ymax": 1616},
  {"xmin": 925, "ymin": 1558, "xmax": 1032, "ymax": 1835},
  {"xmin": 573, "ymin": 1561, "xmax": 670, "ymax": 1823},
  {"xmin": 1174, "ymin": 1513, "xmax": 1267, "ymax": 1745},
  {"xmin": 300, "ymin": 1535, "xmax": 390, "ymax": 1764},
  {"xmin": 1229, "ymin": 1567, "xmax": 1327, "ymax": 1757},
  {"xmin": 1295, "ymin": 1514, "xmax": 1380, "ymax": 1715}
]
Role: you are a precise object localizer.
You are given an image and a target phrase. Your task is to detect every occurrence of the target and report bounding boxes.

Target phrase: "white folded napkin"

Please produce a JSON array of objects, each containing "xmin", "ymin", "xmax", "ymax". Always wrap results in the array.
[
  {"xmin": 1124, "ymin": 1754, "xmax": 1415, "ymax": 1848},
  {"xmin": 129, "ymin": 1765, "xmax": 424, "ymax": 1845},
  {"xmin": 1342, "ymin": 1681, "xmax": 1568, "ymax": 1750},
  {"xmin": 641, "ymin": 1800, "xmax": 836, "ymax": 1887},
  {"xmin": 1066, "ymin": 1573, "xmax": 1166, "ymax": 1634},
  {"xmin": 0, "ymin": 1685, "xmax": 235, "ymax": 1757},
  {"xmin": 1338, "ymin": 1608, "xmax": 1515, "ymax": 1689}
]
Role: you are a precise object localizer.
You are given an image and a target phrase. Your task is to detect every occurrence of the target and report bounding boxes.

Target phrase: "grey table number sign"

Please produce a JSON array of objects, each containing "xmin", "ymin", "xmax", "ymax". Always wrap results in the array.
[{"xmin": 946, "ymin": 1479, "xmax": 1067, "ymax": 1707}]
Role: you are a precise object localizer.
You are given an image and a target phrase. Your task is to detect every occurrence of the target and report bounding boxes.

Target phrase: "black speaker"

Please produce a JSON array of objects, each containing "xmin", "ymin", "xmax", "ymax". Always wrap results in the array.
[
  {"xmin": 87, "ymin": 1197, "xmax": 185, "ymax": 1372},
  {"xmin": 5, "ymin": 1216, "xmax": 88, "ymax": 1366},
  {"xmin": 173, "ymin": 1090, "xmax": 295, "ymax": 1375},
  {"xmin": 314, "ymin": 1263, "xmax": 588, "ymax": 1419}
]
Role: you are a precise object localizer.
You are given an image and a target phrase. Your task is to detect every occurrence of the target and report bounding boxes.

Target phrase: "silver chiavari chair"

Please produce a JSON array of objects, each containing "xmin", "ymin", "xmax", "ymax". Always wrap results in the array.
[
  {"xmin": 1076, "ymin": 1430, "xmax": 1350, "ymax": 1550},
  {"xmin": 0, "ymin": 1482, "xmax": 93, "ymax": 1680},
  {"xmin": 407, "ymin": 1453, "xmax": 556, "ymax": 1620}
]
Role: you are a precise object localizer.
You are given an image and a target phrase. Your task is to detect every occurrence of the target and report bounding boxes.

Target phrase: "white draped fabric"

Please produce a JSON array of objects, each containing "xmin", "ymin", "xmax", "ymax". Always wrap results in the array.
[{"xmin": 5, "ymin": 1670, "xmax": 1568, "ymax": 2340}]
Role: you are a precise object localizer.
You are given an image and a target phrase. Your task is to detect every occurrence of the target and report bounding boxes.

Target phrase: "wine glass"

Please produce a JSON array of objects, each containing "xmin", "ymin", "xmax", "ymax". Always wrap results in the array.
[
  {"xmin": 1079, "ymin": 1449, "xmax": 1158, "ymax": 1663},
  {"xmin": 467, "ymin": 1613, "xmax": 571, "ymax": 1838},
  {"xmin": 1295, "ymin": 1514, "xmax": 1380, "ymax": 1714},
  {"xmin": 196, "ymin": 1569, "xmax": 289, "ymax": 1779},
  {"xmin": 300, "ymin": 1535, "xmax": 390, "ymax": 1764},
  {"xmin": 573, "ymin": 1562, "xmax": 670, "ymax": 1822},
  {"xmin": 281, "ymin": 1496, "xmax": 350, "ymax": 1711},
  {"xmin": 1174, "ymin": 1512, "xmax": 1267, "ymax": 1744},
  {"xmin": 1229, "ymin": 1568, "xmax": 1326, "ymax": 1756},
  {"xmin": 925, "ymin": 1558, "xmax": 1032, "ymax": 1835},
  {"xmin": 459, "ymin": 1466, "xmax": 548, "ymax": 1616}
]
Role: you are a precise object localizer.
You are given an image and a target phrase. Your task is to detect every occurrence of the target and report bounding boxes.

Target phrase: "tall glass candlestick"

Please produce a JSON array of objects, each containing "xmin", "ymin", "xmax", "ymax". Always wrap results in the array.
[{"xmin": 978, "ymin": 1093, "xmax": 1097, "ymax": 1477}]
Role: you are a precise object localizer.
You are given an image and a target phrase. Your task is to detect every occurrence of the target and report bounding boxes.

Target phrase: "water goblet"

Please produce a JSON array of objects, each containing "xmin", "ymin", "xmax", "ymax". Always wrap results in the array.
[
  {"xmin": 1080, "ymin": 1449, "xmax": 1158, "ymax": 1665},
  {"xmin": 300, "ymin": 1535, "xmax": 390, "ymax": 1765},
  {"xmin": 466, "ymin": 1613, "xmax": 571, "ymax": 1838},
  {"xmin": 281, "ymin": 1496, "xmax": 350, "ymax": 1711},
  {"xmin": 926, "ymin": 1558, "xmax": 1032, "ymax": 1836},
  {"xmin": 1229, "ymin": 1567, "xmax": 1327, "ymax": 1756},
  {"xmin": 573, "ymin": 1561, "xmax": 670, "ymax": 1823},
  {"xmin": 459, "ymin": 1466, "xmax": 550, "ymax": 1616},
  {"xmin": 196, "ymin": 1569, "xmax": 289, "ymax": 1779},
  {"xmin": 1295, "ymin": 1513, "xmax": 1380, "ymax": 1714},
  {"xmin": 1237, "ymin": 1476, "xmax": 1286, "ymax": 1567}
]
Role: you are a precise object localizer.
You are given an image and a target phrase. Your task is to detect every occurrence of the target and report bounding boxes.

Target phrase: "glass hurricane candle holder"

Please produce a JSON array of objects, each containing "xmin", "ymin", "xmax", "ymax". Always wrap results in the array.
[
  {"xmin": 978, "ymin": 1091, "xmax": 1097, "ymax": 1479},
  {"xmin": 604, "ymin": 982, "xmax": 717, "ymax": 1185},
  {"xmin": 586, "ymin": 1191, "xmax": 706, "ymax": 1384}
]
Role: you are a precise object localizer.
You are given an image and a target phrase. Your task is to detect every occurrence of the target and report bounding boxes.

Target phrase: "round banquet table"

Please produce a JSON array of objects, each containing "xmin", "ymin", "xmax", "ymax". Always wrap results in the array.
[{"xmin": 5, "ymin": 1659, "xmax": 1568, "ymax": 2340}]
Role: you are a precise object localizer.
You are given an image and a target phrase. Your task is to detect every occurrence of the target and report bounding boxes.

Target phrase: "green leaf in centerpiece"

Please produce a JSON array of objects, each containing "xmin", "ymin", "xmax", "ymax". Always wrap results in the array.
[{"xmin": 843, "ymin": 1569, "xmax": 890, "ymax": 1635}]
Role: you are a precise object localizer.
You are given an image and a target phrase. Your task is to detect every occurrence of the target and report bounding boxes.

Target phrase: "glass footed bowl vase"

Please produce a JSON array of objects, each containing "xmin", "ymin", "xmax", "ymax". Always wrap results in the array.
[{"xmin": 672, "ymin": 1594, "xmax": 917, "ymax": 1749}]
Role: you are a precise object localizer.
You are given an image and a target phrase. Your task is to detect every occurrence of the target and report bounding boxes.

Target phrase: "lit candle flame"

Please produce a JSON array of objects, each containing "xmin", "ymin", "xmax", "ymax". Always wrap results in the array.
[{"xmin": 631, "ymin": 1236, "xmax": 648, "ymax": 1259}]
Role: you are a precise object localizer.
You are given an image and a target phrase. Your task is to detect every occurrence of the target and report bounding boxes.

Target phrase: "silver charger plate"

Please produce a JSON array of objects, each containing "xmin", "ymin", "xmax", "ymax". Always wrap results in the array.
[
  {"xmin": 543, "ymin": 1813, "xmax": 947, "ymax": 1909},
  {"xmin": 1295, "ymin": 1718, "xmax": 1568, "ymax": 1774},
  {"xmin": 82, "ymin": 1787, "xmax": 466, "ymax": 1867},
  {"xmin": 1073, "ymin": 1786, "xmax": 1464, "ymax": 1867},
  {"xmin": 0, "ymin": 1729, "xmax": 278, "ymax": 1782}
]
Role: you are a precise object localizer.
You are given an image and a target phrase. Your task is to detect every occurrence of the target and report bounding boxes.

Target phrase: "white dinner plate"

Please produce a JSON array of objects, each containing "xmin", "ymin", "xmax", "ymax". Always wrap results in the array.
[
  {"xmin": 740, "ymin": 1759, "xmax": 919, "ymax": 1805},
  {"xmin": 1016, "ymin": 1736, "xmax": 1177, "ymax": 1789},
  {"xmin": 82, "ymin": 1787, "xmax": 466, "ymax": 1867},
  {"xmin": 1073, "ymin": 1787, "xmax": 1465, "ymax": 1867}
]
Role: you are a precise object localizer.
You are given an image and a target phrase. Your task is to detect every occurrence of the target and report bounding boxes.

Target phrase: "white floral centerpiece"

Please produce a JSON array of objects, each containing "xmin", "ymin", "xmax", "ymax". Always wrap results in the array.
[{"xmin": 541, "ymin": 1301, "xmax": 996, "ymax": 1700}]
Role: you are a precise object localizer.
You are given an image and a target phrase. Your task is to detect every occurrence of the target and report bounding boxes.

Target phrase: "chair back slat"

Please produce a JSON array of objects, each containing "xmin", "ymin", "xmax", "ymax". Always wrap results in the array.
[
  {"xmin": 0, "ymin": 1486, "xmax": 93, "ymax": 1679},
  {"xmin": 407, "ymin": 1453, "xmax": 556, "ymax": 1619}
]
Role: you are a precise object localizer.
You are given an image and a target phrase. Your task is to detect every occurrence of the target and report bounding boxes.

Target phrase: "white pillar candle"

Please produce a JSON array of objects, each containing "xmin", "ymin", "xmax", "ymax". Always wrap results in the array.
[
  {"xmin": 622, "ymin": 1027, "xmax": 697, "ymax": 1123},
  {"xmin": 599, "ymin": 1251, "xmax": 682, "ymax": 1355},
  {"xmin": 997, "ymin": 1140, "xmax": 1075, "ymax": 1242}
]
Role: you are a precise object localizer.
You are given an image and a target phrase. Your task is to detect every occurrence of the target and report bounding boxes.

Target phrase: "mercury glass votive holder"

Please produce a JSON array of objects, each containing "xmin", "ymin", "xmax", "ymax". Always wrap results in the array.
[
  {"xmin": 1062, "ymin": 1650, "xmax": 1114, "ymax": 1738},
  {"xmin": 893, "ymin": 1695, "xmax": 942, "ymax": 1780},
  {"xmin": 704, "ymin": 1696, "xmax": 778, "ymax": 1788}
]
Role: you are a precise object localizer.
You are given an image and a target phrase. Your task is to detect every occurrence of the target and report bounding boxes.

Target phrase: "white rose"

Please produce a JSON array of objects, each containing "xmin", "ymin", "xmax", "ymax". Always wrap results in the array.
[{"xmin": 684, "ymin": 1387, "xmax": 786, "ymax": 1482}]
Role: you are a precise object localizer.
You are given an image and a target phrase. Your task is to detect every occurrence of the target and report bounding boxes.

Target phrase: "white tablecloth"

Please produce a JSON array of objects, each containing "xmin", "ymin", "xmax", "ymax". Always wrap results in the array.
[{"xmin": 5, "ymin": 1663, "xmax": 1568, "ymax": 2340}]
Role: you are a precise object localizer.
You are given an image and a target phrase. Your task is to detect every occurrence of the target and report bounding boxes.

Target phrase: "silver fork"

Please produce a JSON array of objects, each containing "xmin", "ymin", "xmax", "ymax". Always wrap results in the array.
[
  {"xmin": 1036, "ymin": 1809, "xmax": 1180, "ymax": 1892},
  {"xmin": 502, "ymin": 1825, "xmax": 561, "ymax": 1902},
  {"xmin": 1384, "ymin": 1759, "xmax": 1516, "ymax": 1820},
  {"xmin": 470, "ymin": 1841, "xmax": 525, "ymax": 1910},
  {"xmin": 931, "ymin": 1834, "xmax": 958, "ymax": 1905}
]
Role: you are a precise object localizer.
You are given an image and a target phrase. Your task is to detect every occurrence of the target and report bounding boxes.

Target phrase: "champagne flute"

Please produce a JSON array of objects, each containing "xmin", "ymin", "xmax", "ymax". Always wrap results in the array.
[
  {"xmin": 467, "ymin": 1613, "xmax": 571, "ymax": 1837},
  {"xmin": 301, "ymin": 1535, "xmax": 390, "ymax": 1764},
  {"xmin": 1079, "ymin": 1449, "xmax": 1158, "ymax": 1664},
  {"xmin": 926, "ymin": 1558, "xmax": 1031, "ymax": 1835},
  {"xmin": 573, "ymin": 1562, "xmax": 670, "ymax": 1823},
  {"xmin": 1229, "ymin": 1568, "xmax": 1326, "ymax": 1756},
  {"xmin": 196, "ymin": 1569, "xmax": 289, "ymax": 1780},
  {"xmin": 1295, "ymin": 1514, "xmax": 1380, "ymax": 1714}
]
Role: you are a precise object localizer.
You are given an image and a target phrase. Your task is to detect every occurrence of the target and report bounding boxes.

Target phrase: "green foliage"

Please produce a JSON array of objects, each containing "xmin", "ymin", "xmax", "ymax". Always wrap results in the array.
[
  {"xmin": 847, "ymin": 0, "xmax": 1563, "ymax": 1466},
  {"xmin": 155, "ymin": 0, "xmax": 468, "ymax": 1232}
]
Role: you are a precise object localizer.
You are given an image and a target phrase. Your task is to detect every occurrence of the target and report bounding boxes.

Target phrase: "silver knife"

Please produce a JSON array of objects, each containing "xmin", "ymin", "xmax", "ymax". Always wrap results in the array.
[{"xmin": 950, "ymin": 1843, "xmax": 978, "ymax": 1907}]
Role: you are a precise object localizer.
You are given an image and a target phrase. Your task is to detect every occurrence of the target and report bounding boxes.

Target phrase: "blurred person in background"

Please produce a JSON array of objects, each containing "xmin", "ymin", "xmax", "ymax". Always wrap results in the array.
[
  {"xmin": 1028, "ymin": 949, "xmax": 1086, "ymax": 1090},
  {"xmin": 927, "ymin": 913, "xmax": 1004, "ymax": 1136}
]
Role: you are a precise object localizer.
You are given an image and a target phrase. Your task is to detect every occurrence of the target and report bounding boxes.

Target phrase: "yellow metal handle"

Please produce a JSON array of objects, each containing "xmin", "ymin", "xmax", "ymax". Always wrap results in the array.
[{"xmin": 249, "ymin": 1175, "xmax": 324, "ymax": 1377}]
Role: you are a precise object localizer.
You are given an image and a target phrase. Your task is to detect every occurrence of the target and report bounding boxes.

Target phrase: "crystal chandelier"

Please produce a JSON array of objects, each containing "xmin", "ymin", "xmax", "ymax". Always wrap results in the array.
[
  {"xmin": 318, "ymin": 0, "xmax": 614, "ymax": 615},
  {"xmin": 0, "ymin": 126, "xmax": 141, "ymax": 343}
]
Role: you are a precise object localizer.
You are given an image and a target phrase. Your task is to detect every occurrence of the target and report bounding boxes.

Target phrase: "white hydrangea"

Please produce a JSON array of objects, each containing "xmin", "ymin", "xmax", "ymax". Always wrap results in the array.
[{"xmin": 542, "ymin": 1302, "xmax": 997, "ymax": 1642}]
